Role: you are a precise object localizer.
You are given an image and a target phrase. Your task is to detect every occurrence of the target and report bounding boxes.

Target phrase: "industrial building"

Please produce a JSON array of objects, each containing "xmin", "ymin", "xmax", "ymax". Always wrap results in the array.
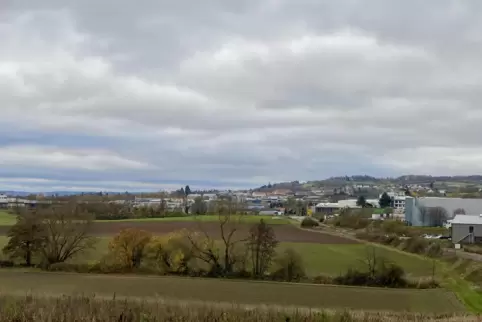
[
  {"xmin": 314, "ymin": 198, "xmax": 380, "ymax": 214},
  {"xmin": 405, "ymin": 196, "xmax": 482, "ymax": 226},
  {"xmin": 451, "ymin": 214, "xmax": 482, "ymax": 244}
]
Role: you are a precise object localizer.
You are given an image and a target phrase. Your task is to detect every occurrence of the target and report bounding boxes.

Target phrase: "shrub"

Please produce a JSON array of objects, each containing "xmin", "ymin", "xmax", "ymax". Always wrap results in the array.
[
  {"xmin": 107, "ymin": 229, "xmax": 152, "ymax": 269},
  {"xmin": 375, "ymin": 263, "xmax": 407, "ymax": 288},
  {"xmin": 400, "ymin": 237, "xmax": 429, "ymax": 254},
  {"xmin": 409, "ymin": 277, "xmax": 440, "ymax": 289},
  {"xmin": 426, "ymin": 242, "xmax": 443, "ymax": 258},
  {"xmin": 146, "ymin": 229, "xmax": 196, "ymax": 275},
  {"xmin": 300, "ymin": 217, "xmax": 319, "ymax": 228},
  {"xmin": 271, "ymin": 249, "xmax": 306, "ymax": 282},
  {"xmin": 47, "ymin": 262, "xmax": 97, "ymax": 273},
  {"xmin": 332, "ymin": 215, "xmax": 370, "ymax": 230},
  {"xmin": 0, "ymin": 260, "xmax": 14, "ymax": 267},
  {"xmin": 312, "ymin": 274, "xmax": 334, "ymax": 285},
  {"xmin": 355, "ymin": 231, "xmax": 385, "ymax": 243},
  {"xmin": 334, "ymin": 263, "xmax": 408, "ymax": 288},
  {"xmin": 380, "ymin": 220, "xmax": 409, "ymax": 235},
  {"xmin": 334, "ymin": 269, "xmax": 371, "ymax": 286}
]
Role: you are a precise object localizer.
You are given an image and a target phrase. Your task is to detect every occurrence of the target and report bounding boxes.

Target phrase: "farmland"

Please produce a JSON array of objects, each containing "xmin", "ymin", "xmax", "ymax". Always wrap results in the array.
[
  {"xmin": 0, "ymin": 270, "xmax": 464, "ymax": 313},
  {"xmin": 0, "ymin": 219, "xmax": 439, "ymax": 277},
  {"xmin": 0, "ymin": 221, "xmax": 432, "ymax": 277},
  {"xmin": 0, "ymin": 294, "xmax": 474, "ymax": 322},
  {"xmin": 0, "ymin": 214, "xmax": 468, "ymax": 314},
  {"xmin": 0, "ymin": 210, "xmax": 15, "ymax": 225},
  {"xmin": 0, "ymin": 211, "xmax": 291, "ymax": 226},
  {"xmin": 96, "ymin": 214, "xmax": 293, "ymax": 225}
]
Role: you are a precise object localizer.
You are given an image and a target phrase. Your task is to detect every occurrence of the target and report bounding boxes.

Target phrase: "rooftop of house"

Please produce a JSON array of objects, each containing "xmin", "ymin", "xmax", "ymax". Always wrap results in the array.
[
  {"xmin": 315, "ymin": 202, "xmax": 343, "ymax": 208},
  {"xmin": 451, "ymin": 214, "xmax": 482, "ymax": 225}
]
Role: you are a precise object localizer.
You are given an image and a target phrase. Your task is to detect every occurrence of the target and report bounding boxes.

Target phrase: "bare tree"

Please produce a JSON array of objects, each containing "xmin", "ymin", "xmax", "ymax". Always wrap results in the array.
[
  {"xmin": 187, "ymin": 198, "xmax": 247, "ymax": 276},
  {"xmin": 38, "ymin": 203, "xmax": 95, "ymax": 265},
  {"xmin": 427, "ymin": 207, "xmax": 449, "ymax": 227},
  {"xmin": 359, "ymin": 246, "xmax": 385, "ymax": 279},
  {"xmin": 453, "ymin": 208, "xmax": 466, "ymax": 216},
  {"xmin": 272, "ymin": 249, "xmax": 305, "ymax": 282},
  {"xmin": 418, "ymin": 206, "xmax": 429, "ymax": 226},
  {"xmin": 247, "ymin": 219, "xmax": 278, "ymax": 278}
]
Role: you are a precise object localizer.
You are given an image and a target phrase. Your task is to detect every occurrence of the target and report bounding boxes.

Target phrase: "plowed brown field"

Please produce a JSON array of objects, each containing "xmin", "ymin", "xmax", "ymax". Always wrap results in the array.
[
  {"xmin": 0, "ymin": 222, "xmax": 356, "ymax": 244},
  {"xmin": 89, "ymin": 222, "xmax": 358, "ymax": 243}
]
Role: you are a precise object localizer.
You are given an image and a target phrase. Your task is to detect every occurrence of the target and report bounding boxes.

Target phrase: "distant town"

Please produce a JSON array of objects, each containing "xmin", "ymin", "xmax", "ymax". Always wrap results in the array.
[{"xmin": 4, "ymin": 175, "xmax": 482, "ymax": 239}]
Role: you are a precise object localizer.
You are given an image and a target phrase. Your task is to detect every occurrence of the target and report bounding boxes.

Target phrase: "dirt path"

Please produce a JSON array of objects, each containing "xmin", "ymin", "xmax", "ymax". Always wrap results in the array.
[{"xmin": 445, "ymin": 249, "xmax": 482, "ymax": 262}]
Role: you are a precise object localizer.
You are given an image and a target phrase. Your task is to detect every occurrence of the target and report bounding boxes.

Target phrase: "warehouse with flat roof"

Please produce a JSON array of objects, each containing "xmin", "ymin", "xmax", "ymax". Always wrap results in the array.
[{"xmin": 451, "ymin": 214, "xmax": 482, "ymax": 244}]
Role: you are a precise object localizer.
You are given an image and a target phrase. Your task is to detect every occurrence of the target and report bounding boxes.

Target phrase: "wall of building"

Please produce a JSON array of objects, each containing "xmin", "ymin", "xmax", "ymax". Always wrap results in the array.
[
  {"xmin": 452, "ymin": 223, "xmax": 482, "ymax": 244},
  {"xmin": 405, "ymin": 196, "xmax": 482, "ymax": 226}
]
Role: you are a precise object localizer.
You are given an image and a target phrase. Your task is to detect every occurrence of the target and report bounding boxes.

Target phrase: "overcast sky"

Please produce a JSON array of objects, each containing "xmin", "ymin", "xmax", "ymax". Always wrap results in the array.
[{"xmin": 1, "ymin": 0, "xmax": 482, "ymax": 192}]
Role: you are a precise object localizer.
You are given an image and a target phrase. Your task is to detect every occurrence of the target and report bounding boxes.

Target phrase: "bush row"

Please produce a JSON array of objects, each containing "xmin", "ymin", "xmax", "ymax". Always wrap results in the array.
[
  {"xmin": 313, "ymin": 271, "xmax": 438, "ymax": 289},
  {"xmin": 45, "ymin": 249, "xmax": 438, "ymax": 290},
  {"xmin": 300, "ymin": 217, "xmax": 320, "ymax": 228},
  {"xmin": 328, "ymin": 215, "xmax": 449, "ymax": 238},
  {"xmin": 355, "ymin": 232, "xmax": 444, "ymax": 258},
  {"xmin": 46, "ymin": 258, "xmax": 308, "ymax": 283},
  {"xmin": 77, "ymin": 203, "xmax": 188, "ymax": 220}
]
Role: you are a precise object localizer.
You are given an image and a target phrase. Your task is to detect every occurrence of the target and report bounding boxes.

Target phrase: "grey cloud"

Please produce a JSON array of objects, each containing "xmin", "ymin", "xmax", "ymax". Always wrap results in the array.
[{"xmin": 2, "ymin": 0, "xmax": 482, "ymax": 190}]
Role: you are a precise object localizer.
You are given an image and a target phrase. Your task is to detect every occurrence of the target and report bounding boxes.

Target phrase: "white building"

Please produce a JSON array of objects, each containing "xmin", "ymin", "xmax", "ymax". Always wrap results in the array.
[
  {"xmin": 0, "ymin": 194, "xmax": 7, "ymax": 208},
  {"xmin": 380, "ymin": 192, "xmax": 406, "ymax": 210},
  {"xmin": 314, "ymin": 202, "xmax": 352, "ymax": 214}
]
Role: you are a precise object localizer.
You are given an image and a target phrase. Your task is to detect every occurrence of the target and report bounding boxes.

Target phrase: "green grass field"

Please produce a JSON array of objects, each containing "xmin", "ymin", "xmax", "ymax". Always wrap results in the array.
[
  {"xmin": 0, "ymin": 216, "xmax": 470, "ymax": 313},
  {"xmin": 0, "ymin": 236, "xmax": 437, "ymax": 278},
  {"xmin": 68, "ymin": 239, "xmax": 436, "ymax": 278},
  {"xmin": 0, "ymin": 212, "xmax": 291, "ymax": 226},
  {"xmin": 0, "ymin": 270, "xmax": 464, "ymax": 313},
  {"xmin": 280, "ymin": 243, "xmax": 436, "ymax": 277},
  {"xmin": 0, "ymin": 210, "xmax": 16, "ymax": 225}
]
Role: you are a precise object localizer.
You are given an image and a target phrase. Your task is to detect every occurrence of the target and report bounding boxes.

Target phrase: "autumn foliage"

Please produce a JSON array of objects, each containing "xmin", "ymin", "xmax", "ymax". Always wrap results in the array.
[{"xmin": 108, "ymin": 228, "xmax": 152, "ymax": 269}]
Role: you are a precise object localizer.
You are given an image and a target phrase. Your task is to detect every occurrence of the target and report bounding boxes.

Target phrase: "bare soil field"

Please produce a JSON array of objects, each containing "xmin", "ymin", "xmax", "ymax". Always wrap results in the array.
[
  {"xmin": 92, "ymin": 222, "xmax": 359, "ymax": 243},
  {"xmin": 0, "ymin": 221, "xmax": 356, "ymax": 243}
]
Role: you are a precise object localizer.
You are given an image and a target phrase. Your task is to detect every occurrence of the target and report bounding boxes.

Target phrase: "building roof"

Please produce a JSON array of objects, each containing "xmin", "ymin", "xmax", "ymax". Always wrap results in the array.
[
  {"xmin": 315, "ymin": 202, "xmax": 343, "ymax": 208},
  {"xmin": 451, "ymin": 214, "xmax": 482, "ymax": 225}
]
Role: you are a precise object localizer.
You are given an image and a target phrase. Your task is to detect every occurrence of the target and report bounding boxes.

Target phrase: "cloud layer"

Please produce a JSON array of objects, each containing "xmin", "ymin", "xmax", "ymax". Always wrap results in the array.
[{"xmin": 2, "ymin": 0, "xmax": 482, "ymax": 191}]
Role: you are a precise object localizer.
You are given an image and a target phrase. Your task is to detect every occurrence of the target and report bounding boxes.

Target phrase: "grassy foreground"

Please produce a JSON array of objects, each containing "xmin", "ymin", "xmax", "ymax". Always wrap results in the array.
[
  {"xmin": 0, "ymin": 271, "xmax": 464, "ymax": 313},
  {"xmin": 0, "ymin": 295, "xmax": 475, "ymax": 322}
]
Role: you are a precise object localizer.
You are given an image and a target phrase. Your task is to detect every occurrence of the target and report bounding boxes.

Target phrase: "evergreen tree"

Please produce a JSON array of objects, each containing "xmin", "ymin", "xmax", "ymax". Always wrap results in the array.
[
  {"xmin": 356, "ymin": 195, "xmax": 367, "ymax": 208},
  {"xmin": 379, "ymin": 192, "xmax": 392, "ymax": 208}
]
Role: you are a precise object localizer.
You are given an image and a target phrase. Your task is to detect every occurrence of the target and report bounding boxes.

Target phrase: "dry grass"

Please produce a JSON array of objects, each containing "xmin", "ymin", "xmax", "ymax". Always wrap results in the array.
[{"xmin": 0, "ymin": 294, "xmax": 477, "ymax": 322}]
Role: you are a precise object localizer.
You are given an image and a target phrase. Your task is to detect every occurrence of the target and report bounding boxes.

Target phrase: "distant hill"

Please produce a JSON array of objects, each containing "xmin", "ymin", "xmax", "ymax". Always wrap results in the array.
[
  {"xmin": 255, "ymin": 175, "xmax": 482, "ymax": 191},
  {"xmin": 0, "ymin": 191, "xmax": 128, "ymax": 197}
]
